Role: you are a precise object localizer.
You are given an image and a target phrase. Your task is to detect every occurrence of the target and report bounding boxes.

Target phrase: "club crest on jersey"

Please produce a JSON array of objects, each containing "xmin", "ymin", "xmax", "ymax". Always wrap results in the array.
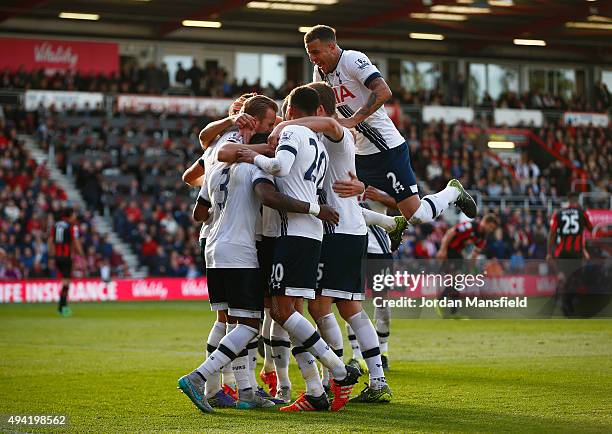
[
  {"xmin": 227, "ymin": 132, "xmax": 242, "ymax": 143},
  {"xmin": 333, "ymin": 85, "xmax": 356, "ymax": 103},
  {"xmin": 280, "ymin": 130, "xmax": 293, "ymax": 141},
  {"xmin": 355, "ymin": 57, "xmax": 370, "ymax": 70}
]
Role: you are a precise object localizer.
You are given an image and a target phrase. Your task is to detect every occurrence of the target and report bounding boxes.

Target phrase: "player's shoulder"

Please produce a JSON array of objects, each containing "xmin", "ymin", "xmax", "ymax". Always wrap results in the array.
[
  {"xmin": 280, "ymin": 124, "xmax": 314, "ymax": 141},
  {"xmin": 342, "ymin": 49, "xmax": 372, "ymax": 69},
  {"xmin": 217, "ymin": 127, "xmax": 242, "ymax": 145}
]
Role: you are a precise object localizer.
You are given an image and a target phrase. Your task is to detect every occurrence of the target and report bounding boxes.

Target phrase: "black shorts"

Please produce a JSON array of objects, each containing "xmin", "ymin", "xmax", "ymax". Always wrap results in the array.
[
  {"xmin": 56, "ymin": 257, "xmax": 72, "ymax": 279},
  {"xmin": 355, "ymin": 142, "xmax": 418, "ymax": 202},
  {"xmin": 257, "ymin": 236, "xmax": 277, "ymax": 298},
  {"xmin": 206, "ymin": 268, "xmax": 263, "ymax": 319},
  {"xmin": 270, "ymin": 236, "xmax": 321, "ymax": 299},
  {"xmin": 317, "ymin": 234, "xmax": 367, "ymax": 301}
]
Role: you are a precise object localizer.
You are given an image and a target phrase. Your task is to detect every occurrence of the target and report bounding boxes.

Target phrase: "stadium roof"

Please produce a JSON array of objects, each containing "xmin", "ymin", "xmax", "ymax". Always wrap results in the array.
[{"xmin": 0, "ymin": 0, "xmax": 610, "ymax": 62}]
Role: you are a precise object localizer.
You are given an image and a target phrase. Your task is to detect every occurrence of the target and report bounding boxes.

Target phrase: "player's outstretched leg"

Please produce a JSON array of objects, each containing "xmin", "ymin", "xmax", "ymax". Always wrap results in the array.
[
  {"xmin": 406, "ymin": 179, "xmax": 477, "ymax": 226},
  {"xmin": 203, "ymin": 319, "xmax": 236, "ymax": 408},
  {"xmin": 374, "ymin": 305, "xmax": 391, "ymax": 371},
  {"xmin": 177, "ymin": 323, "xmax": 260, "ymax": 413},
  {"xmin": 342, "ymin": 310, "xmax": 392, "ymax": 404}
]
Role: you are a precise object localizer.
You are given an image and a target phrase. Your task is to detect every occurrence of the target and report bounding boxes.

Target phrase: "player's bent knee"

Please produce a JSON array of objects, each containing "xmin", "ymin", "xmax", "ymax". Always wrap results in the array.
[
  {"xmin": 337, "ymin": 300, "xmax": 363, "ymax": 320},
  {"xmin": 397, "ymin": 195, "xmax": 420, "ymax": 219},
  {"xmin": 270, "ymin": 303, "xmax": 293, "ymax": 325},
  {"xmin": 307, "ymin": 297, "xmax": 332, "ymax": 321}
]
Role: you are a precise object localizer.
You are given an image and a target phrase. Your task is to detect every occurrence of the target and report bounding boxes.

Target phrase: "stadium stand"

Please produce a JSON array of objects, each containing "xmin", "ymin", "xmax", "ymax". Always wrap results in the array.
[{"xmin": 0, "ymin": 113, "xmax": 127, "ymax": 279}]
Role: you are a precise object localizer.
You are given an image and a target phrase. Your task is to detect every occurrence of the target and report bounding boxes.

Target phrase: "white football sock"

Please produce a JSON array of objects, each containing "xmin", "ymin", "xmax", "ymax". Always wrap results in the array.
[
  {"xmin": 346, "ymin": 323, "xmax": 362, "ymax": 359},
  {"xmin": 361, "ymin": 208, "xmax": 397, "ymax": 231},
  {"xmin": 316, "ymin": 314, "xmax": 343, "ymax": 386},
  {"xmin": 292, "ymin": 344, "xmax": 324, "ymax": 397},
  {"xmin": 346, "ymin": 310, "xmax": 386, "ymax": 390},
  {"xmin": 197, "ymin": 323, "xmax": 258, "ymax": 385},
  {"xmin": 204, "ymin": 321, "xmax": 226, "ymax": 397},
  {"xmin": 409, "ymin": 186, "xmax": 459, "ymax": 225},
  {"xmin": 283, "ymin": 312, "xmax": 347, "ymax": 381},
  {"xmin": 316, "ymin": 313, "xmax": 344, "ymax": 379},
  {"xmin": 233, "ymin": 352, "xmax": 254, "ymax": 401},
  {"xmin": 271, "ymin": 320, "xmax": 291, "ymax": 390},
  {"xmin": 262, "ymin": 308, "xmax": 275, "ymax": 373},
  {"xmin": 247, "ymin": 337, "xmax": 260, "ymax": 391},
  {"xmin": 374, "ymin": 305, "xmax": 390, "ymax": 354},
  {"xmin": 222, "ymin": 323, "xmax": 237, "ymax": 387}
]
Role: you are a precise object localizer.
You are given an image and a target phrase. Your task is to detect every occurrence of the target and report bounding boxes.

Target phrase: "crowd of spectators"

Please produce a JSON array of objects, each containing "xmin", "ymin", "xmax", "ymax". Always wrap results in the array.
[
  {"xmin": 400, "ymin": 119, "xmax": 610, "ymax": 206},
  {"xmin": 477, "ymin": 85, "xmax": 611, "ymax": 113},
  {"xmin": 0, "ymin": 114, "xmax": 126, "ymax": 280},
  {"xmin": 4, "ymin": 60, "xmax": 610, "ymax": 112},
  {"xmin": 1, "ymin": 62, "xmax": 294, "ymax": 100},
  {"xmin": 32, "ymin": 107, "xmax": 206, "ymax": 277}
]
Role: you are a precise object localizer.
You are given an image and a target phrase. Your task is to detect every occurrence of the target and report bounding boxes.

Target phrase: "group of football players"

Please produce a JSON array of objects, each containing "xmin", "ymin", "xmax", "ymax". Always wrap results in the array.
[{"xmin": 177, "ymin": 25, "xmax": 477, "ymax": 413}]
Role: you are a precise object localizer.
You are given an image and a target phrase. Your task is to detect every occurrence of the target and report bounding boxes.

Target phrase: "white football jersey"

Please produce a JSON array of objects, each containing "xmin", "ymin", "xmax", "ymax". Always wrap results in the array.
[
  {"xmin": 320, "ymin": 127, "xmax": 366, "ymax": 236},
  {"xmin": 360, "ymin": 198, "xmax": 391, "ymax": 255},
  {"xmin": 312, "ymin": 50, "xmax": 404, "ymax": 156},
  {"xmin": 262, "ymin": 205, "xmax": 280, "ymax": 238},
  {"xmin": 274, "ymin": 125, "xmax": 328, "ymax": 241},
  {"xmin": 202, "ymin": 162, "xmax": 273, "ymax": 268},
  {"xmin": 198, "ymin": 128, "xmax": 243, "ymax": 241}
]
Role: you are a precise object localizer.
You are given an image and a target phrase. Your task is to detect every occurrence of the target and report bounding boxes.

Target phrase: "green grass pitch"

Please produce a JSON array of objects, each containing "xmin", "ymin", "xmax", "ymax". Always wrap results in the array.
[{"xmin": 1, "ymin": 301, "xmax": 611, "ymax": 433}]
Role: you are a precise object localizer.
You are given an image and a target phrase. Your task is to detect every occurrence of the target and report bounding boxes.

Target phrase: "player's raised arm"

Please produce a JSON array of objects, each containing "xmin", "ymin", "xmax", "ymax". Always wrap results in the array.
[
  {"xmin": 269, "ymin": 116, "xmax": 343, "ymax": 146},
  {"xmin": 237, "ymin": 127, "xmax": 301, "ymax": 177},
  {"xmin": 217, "ymin": 142, "xmax": 274, "ymax": 163},
  {"xmin": 199, "ymin": 113, "xmax": 257, "ymax": 150}
]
